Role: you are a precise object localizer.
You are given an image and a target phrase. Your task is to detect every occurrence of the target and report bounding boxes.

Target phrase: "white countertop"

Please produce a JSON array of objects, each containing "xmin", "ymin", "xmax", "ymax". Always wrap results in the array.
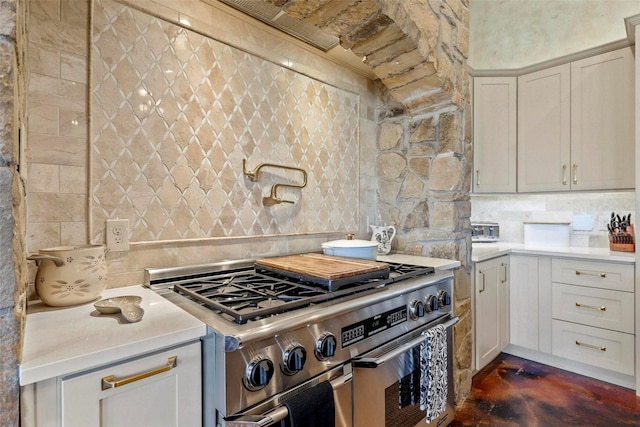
[
  {"xmin": 472, "ymin": 242, "xmax": 636, "ymax": 264},
  {"xmin": 20, "ymin": 285, "xmax": 206, "ymax": 386},
  {"xmin": 377, "ymin": 253, "xmax": 461, "ymax": 270}
]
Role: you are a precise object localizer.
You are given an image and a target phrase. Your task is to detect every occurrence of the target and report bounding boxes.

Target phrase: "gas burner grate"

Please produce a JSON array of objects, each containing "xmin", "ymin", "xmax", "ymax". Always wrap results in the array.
[
  {"xmin": 169, "ymin": 262, "xmax": 436, "ymax": 324},
  {"xmin": 173, "ymin": 270, "xmax": 333, "ymax": 324},
  {"xmin": 388, "ymin": 264, "xmax": 435, "ymax": 280}
]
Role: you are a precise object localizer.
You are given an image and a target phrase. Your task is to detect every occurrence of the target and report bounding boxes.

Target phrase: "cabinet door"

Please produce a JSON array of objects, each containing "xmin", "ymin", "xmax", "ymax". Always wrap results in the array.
[
  {"xmin": 509, "ymin": 255, "xmax": 539, "ymax": 350},
  {"xmin": 61, "ymin": 342, "xmax": 201, "ymax": 427},
  {"xmin": 475, "ymin": 255, "xmax": 509, "ymax": 370},
  {"xmin": 570, "ymin": 47, "xmax": 635, "ymax": 190},
  {"xmin": 473, "ymin": 77, "xmax": 517, "ymax": 193},
  {"xmin": 517, "ymin": 64, "xmax": 571, "ymax": 192}
]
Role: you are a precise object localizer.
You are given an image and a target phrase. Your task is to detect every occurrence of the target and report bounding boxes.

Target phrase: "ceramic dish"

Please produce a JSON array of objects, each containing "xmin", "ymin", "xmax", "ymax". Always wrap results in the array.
[{"xmin": 94, "ymin": 295, "xmax": 144, "ymax": 323}]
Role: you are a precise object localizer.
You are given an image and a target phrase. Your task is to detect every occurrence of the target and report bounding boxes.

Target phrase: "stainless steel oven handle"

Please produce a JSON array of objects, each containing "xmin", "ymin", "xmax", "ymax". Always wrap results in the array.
[
  {"xmin": 226, "ymin": 373, "xmax": 352, "ymax": 427},
  {"xmin": 352, "ymin": 316, "xmax": 459, "ymax": 369}
]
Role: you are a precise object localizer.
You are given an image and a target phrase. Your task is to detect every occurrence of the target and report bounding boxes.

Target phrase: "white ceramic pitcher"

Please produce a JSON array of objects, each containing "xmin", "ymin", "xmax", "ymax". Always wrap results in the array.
[{"xmin": 370, "ymin": 225, "xmax": 396, "ymax": 255}]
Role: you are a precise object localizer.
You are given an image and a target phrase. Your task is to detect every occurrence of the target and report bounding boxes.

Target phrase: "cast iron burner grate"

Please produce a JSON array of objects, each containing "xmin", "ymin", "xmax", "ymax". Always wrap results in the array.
[{"xmin": 172, "ymin": 263, "xmax": 435, "ymax": 324}]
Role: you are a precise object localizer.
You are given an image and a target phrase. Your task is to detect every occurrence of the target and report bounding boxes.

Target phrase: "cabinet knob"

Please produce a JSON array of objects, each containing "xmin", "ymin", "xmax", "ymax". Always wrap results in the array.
[
  {"xmin": 562, "ymin": 164, "xmax": 568, "ymax": 185},
  {"xmin": 573, "ymin": 163, "xmax": 578, "ymax": 185}
]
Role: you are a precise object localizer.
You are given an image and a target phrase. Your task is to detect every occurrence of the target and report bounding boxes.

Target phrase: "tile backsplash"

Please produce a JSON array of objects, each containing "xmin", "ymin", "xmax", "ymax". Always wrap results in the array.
[
  {"xmin": 90, "ymin": 0, "xmax": 360, "ymax": 244},
  {"xmin": 26, "ymin": 0, "xmax": 376, "ymax": 286},
  {"xmin": 471, "ymin": 191, "xmax": 635, "ymax": 247}
]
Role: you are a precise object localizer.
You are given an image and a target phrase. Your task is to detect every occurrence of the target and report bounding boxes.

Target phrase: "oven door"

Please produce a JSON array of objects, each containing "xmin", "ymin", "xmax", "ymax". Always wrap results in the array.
[
  {"xmin": 351, "ymin": 316, "xmax": 459, "ymax": 427},
  {"xmin": 224, "ymin": 365, "xmax": 352, "ymax": 427}
]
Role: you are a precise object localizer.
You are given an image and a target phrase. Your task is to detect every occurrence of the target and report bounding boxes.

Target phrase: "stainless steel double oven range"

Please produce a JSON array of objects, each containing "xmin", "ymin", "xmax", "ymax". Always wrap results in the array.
[{"xmin": 146, "ymin": 255, "xmax": 458, "ymax": 427}]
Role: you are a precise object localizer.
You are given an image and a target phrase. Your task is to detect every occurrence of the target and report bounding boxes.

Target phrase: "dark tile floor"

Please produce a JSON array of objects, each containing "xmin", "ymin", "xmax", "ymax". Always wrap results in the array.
[{"xmin": 452, "ymin": 353, "xmax": 640, "ymax": 426}]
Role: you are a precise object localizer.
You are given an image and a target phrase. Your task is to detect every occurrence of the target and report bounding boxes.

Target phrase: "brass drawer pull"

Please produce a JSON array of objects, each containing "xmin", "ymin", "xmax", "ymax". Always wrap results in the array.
[
  {"xmin": 575, "ymin": 302, "xmax": 606, "ymax": 311},
  {"xmin": 575, "ymin": 340, "xmax": 606, "ymax": 352},
  {"xmin": 101, "ymin": 356, "xmax": 177, "ymax": 390},
  {"xmin": 500, "ymin": 263, "xmax": 507, "ymax": 284},
  {"xmin": 575, "ymin": 270, "xmax": 606, "ymax": 278},
  {"xmin": 478, "ymin": 271, "xmax": 485, "ymax": 293}
]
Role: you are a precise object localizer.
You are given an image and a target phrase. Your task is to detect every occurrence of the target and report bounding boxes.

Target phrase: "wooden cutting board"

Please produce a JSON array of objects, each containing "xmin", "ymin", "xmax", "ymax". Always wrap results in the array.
[{"xmin": 255, "ymin": 253, "xmax": 389, "ymax": 280}]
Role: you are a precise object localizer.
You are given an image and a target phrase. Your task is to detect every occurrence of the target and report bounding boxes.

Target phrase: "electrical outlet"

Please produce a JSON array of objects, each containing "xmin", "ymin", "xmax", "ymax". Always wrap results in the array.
[
  {"xmin": 106, "ymin": 219, "xmax": 129, "ymax": 251},
  {"xmin": 598, "ymin": 215, "xmax": 610, "ymax": 231}
]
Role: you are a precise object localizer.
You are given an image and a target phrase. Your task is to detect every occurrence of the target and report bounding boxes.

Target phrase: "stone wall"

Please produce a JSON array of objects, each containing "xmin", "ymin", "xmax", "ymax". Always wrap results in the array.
[
  {"xmin": 263, "ymin": 0, "xmax": 473, "ymax": 403},
  {"xmin": 376, "ymin": 101, "xmax": 472, "ymax": 401},
  {"xmin": 0, "ymin": 0, "xmax": 26, "ymax": 424},
  {"xmin": 373, "ymin": 0, "xmax": 473, "ymax": 403}
]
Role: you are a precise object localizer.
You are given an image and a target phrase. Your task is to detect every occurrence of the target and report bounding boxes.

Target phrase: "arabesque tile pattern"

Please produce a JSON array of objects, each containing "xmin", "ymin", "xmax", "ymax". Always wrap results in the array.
[{"xmin": 90, "ymin": 0, "xmax": 360, "ymax": 243}]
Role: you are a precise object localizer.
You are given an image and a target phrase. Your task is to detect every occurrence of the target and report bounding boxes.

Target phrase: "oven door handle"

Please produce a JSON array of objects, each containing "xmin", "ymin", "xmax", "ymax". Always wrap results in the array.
[
  {"xmin": 352, "ymin": 316, "xmax": 459, "ymax": 369},
  {"xmin": 225, "ymin": 373, "xmax": 352, "ymax": 427}
]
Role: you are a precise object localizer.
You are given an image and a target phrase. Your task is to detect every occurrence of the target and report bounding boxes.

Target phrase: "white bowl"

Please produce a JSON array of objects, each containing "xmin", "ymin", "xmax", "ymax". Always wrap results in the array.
[{"xmin": 321, "ymin": 239, "xmax": 378, "ymax": 260}]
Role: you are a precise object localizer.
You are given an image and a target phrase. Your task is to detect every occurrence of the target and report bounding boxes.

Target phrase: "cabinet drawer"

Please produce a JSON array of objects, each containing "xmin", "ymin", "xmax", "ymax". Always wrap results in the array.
[
  {"xmin": 61, "ymin": 342, "xmax": 202, "ymax": 426},
  {"xmin": 551, "ymin": 258, "xmax": 634, "ymax": 292},
  {"xmin": 551, "ymin": 283, "xmax": 634, "ymax": 333},
  {"xmin": 551, "ymin": 320, "xmax": 634, "ymax": 376}
]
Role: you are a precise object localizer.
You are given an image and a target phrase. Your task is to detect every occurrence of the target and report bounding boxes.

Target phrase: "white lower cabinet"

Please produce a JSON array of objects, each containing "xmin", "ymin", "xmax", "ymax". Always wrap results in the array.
[
  {"xmin": 22, "ymin": 341, "xmax": 202, "ymax": 427},
  {"xmin": 509, "ymin": 255, "xmax": 539, "ymax": 350},
  {"xmin": 552, "ymin": 283, "xmax": 634, "ymax": 334},
  {"xmin": 551, "ymin": 320, "xmax": 635, "ymax": 376},
  {"xmin": 550, "ymin": 258, "xmax": 635, "ymax": 378},
  {"xmin": 474, "ymin": 255, "xmax": 509, "ymax": 370},
  {"xmin": 494, "ymin": 253, "xmax": 636, "ymax": 388}
]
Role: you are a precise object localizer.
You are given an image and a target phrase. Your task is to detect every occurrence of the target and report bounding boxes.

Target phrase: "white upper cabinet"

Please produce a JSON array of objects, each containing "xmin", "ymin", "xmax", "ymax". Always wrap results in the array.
[
  {"xmin": 476, "ymin": 46, "xmax": 635, "ymax": 193},
  {"xmin": 517, "ymin": 64, "xmax": 571, "ymax": 192},
  {"xmin": 473, "ymin": 77, "xmax": 517, "ymax": 193},
  {"xmin": 570, "ymin": 47, "xmax": 635, "ymax": 191}
]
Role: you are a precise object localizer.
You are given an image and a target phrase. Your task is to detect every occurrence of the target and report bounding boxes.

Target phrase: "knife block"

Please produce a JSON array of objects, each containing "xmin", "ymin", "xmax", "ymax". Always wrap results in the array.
[{"xmin": 608, "ymin": 225, "xmax": 635, "ymax": 252}]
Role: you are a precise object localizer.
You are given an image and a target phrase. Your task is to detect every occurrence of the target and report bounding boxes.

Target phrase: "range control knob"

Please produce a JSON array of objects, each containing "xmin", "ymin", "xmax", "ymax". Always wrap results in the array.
[
  {"xmin": 244, "ymin": 357, "xmax": 274, "ymax": 391},
  {"xmin": 409, "ymin": 299, "xmax": 425, "ymax": 319},
  {"xmin": 425, "ymin": 295, "xmax": 439, "ymax": 313},
  {"xmin": 282, "ymin": 345, "xmax": 307, "ymax": 375},
  {"xmin": 315, "ymin": 333, "xmax": 337, "ymax": 360},
  {"xmin": 437, "ymin": 290, "xmax": 451, "ymax": 307}
]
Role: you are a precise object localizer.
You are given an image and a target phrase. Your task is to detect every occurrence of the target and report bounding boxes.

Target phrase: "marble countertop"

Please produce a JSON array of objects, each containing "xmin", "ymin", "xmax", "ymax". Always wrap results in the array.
[
  {"xmin": 19, "ymin": 254, "xmax": 459, "ymax": 386},
  {"xmin": 472, "ymin": 242, "xmax": 636, "ymax": 264},
  {"xmin": 20, "ymin": 285, "xmax": 206, "ymax": 386},
  {"xmin": 377, "ymin": 253, "xmax": 461, "ymax": 270}
]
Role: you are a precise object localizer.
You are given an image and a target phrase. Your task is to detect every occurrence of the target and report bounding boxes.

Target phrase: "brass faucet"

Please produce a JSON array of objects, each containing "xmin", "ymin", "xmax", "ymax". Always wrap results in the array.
[{"xmin": 242, "ymin": 159, "xmax": 308, "ymax": 206}]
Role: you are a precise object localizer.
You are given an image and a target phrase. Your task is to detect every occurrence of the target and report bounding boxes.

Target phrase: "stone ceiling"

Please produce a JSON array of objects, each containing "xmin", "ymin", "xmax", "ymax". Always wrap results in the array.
[{"xmin": 263, "ymin": 0, "xmax": 469, "ymax": 115}]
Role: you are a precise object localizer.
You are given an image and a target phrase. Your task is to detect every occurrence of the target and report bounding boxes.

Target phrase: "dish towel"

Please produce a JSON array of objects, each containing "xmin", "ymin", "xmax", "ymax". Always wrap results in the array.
[
  {"xmin": 420, "ymin": 324, "xmax": 448, "ymax": 423},
  {"xmin": 281, "ymin": 380, "xmax": 335, "ymax": 427}
]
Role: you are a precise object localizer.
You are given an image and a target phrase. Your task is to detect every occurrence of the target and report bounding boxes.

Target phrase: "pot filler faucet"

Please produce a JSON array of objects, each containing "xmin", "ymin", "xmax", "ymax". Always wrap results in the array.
[{"xmin": 242, "ymin": 159, "xmax": 308, "ymax": 206}]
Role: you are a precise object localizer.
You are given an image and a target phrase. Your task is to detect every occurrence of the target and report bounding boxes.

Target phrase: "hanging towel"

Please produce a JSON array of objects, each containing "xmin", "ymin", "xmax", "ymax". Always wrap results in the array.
[
  {"xmin": 281, "ymin": 380, "xmax": 335, "ymax": 427},
  {"xmin": 420, "ymin": 324, "xmax": 448, "ymax": 423}
]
